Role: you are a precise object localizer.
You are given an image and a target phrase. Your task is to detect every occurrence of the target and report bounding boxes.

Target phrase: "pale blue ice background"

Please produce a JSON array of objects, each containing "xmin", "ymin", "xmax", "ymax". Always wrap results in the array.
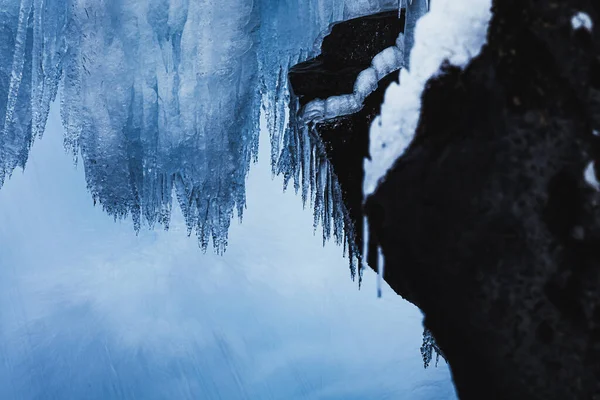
[{"xmin": 0, "ymin": 101, "xmax": 457, "ymax": 399}]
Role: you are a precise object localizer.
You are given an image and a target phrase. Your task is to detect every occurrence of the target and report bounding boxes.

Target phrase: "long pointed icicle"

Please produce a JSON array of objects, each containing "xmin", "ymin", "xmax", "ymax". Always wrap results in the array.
[{"xmin": 2, "ymin": 0, "xmax": 34, "ymax": 139}]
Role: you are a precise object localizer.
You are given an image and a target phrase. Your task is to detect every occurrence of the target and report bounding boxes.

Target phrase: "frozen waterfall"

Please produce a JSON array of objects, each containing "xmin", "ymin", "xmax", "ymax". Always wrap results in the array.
[{"xmin": 0, "ymin": 0, "xmax": 397, "ymax": 253}]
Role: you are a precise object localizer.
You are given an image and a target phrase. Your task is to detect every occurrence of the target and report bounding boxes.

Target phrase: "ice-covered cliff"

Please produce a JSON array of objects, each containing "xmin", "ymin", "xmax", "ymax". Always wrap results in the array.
[{"xmin": 0, "ymin": 0, "xmax": 396, "ymax": 252}]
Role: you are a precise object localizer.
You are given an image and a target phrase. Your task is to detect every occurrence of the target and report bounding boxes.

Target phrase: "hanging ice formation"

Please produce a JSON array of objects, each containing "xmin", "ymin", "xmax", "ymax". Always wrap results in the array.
[
  {"xmin": 294, "ymin": 0, "xmax": 431, "ymax": 125},
  {"xmin": 420, "ymin": 327, "xmax": 447, "ymax": 369},
  {"xmin": 363, "ymin": 0, "xmax": 491, "ymax": 295},
  {"xmin": 364, "ymin": 0, "xmax": 492, "ymax": 197},
  {"xmin": 272, "ymin": 96, "xmax": 362, "ymax": 275},
  {"xmin": 298, "ymin": 39, "xmax": 404, "ymax": 124},
  {"xmin": 0, "ymin": 0, "xmax": 68, "ymax": 188},
  {"xmin": 264, "ymin": 1, "xmax": 431, "ymax": 279},
  {"xmin": 0, "ymin": 0, "xmax": 396, "ymax": 253}
]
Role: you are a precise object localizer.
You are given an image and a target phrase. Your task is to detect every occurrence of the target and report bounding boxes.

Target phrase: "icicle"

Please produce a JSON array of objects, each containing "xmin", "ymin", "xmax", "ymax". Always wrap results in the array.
[
  {"xmin": 30, "ymin": 0, "xmax": 44, "ymax": 139},
  {"xmin": 571, "ymin": 11, "xmax": 593, "ymax": 32},
  {"xmin": 362, "ymin": 215, "xmax": 370, "ymax": 279},
  {"xmin": 324, "ymin": 164, "xmax": 334, "ymax": 243},
  {"xmin": 332, "ymin": 178, "xmax": 345, "ymax": 245},
  {"xmin": 421, "ymin": 327, "xmax": 446, "ymax": 368},
  {"xmin": 269, "ymin": 66, "xmax": 287, "ymax": 176},
  {"xmin": 309, "ymin": 143, "xmax": 317, "ymax": 208},
  {"xmin": 299, "ymin": 36, "xmax": 404, "ymax": 124},
  {"xmin": 365, "ymin": 0, "xmax": 491, "ymax": 197},
  {"xmin": 376, "ymin": 246, "xmax": 385, "ymax": 298},
  {"xmin": 301, "ymin": 125, "xmax": 311, "ymax": 205},
  {"xmin": 402, "ymin": 0, "xmax": 429, "ymax": 70}
]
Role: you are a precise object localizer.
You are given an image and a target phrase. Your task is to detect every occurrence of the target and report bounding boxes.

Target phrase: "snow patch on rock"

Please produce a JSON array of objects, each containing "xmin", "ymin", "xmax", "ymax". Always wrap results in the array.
[{"xmin": 364, "ymin": 0, "xmax": 493, "ymax": 197}]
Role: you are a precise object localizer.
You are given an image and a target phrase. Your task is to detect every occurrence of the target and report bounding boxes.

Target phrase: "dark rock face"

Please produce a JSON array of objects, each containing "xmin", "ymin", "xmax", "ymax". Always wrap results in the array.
[{"xmin": 365, "ymin": 1, "xmax": 600, "ymax": 399}]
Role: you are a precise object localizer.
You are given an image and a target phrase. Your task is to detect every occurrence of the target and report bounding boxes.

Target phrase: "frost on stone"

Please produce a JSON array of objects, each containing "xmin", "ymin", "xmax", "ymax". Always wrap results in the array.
[
  {"xmin": 571, "ymin": 11, "xmax": 593, "ymax": 32},
  {"xmin": 364, "ymin": 0, "xmax": 493, "ymax": 197}
]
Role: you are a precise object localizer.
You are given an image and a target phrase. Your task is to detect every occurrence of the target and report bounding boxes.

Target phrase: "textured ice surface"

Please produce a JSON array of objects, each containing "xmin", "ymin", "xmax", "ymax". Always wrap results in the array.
[
  {"xmin": 364, "ymin": 0, "xmax": 493, "ymax": 197},
  {"xmin": 0, "ymin": 0, "xmax": 396, "ymax": 253}
]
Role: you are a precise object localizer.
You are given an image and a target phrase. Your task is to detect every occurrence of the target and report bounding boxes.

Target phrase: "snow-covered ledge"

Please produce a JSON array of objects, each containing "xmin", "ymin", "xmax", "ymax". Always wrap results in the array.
[{"xmin": 363, "ymin": 0, "xmax": 493, "ymax": 197}]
